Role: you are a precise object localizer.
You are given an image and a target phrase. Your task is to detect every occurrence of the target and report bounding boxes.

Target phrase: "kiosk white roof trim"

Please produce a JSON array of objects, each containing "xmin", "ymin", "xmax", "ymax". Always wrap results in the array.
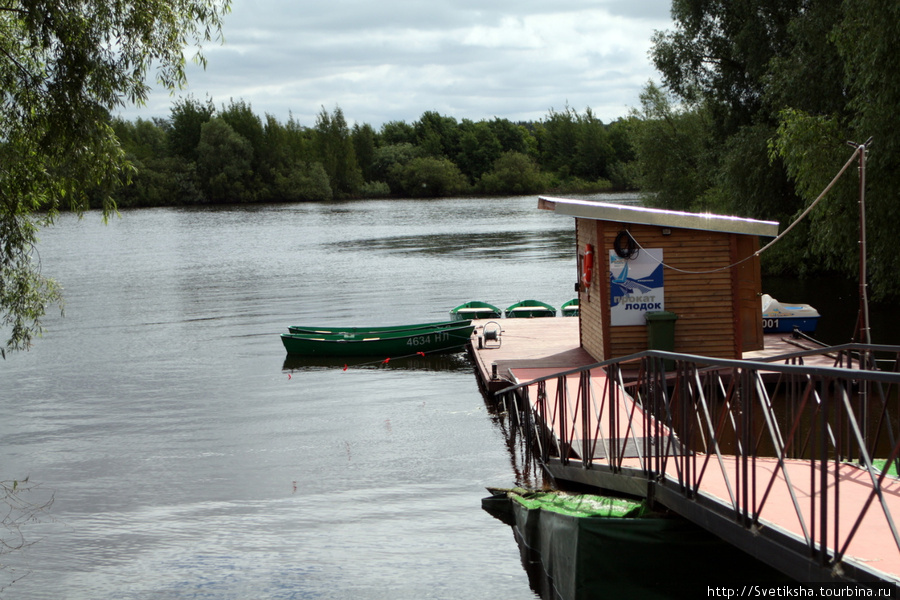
[{"xmin": 538, "ymin": 196, "xmax": 780, "ymax": 237}]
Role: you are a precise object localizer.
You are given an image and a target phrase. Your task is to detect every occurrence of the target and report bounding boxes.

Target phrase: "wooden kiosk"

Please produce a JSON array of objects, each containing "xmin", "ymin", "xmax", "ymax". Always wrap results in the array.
[{"xmin": 538, "ymin": 197, "xmax": 780, "ymax": 361}]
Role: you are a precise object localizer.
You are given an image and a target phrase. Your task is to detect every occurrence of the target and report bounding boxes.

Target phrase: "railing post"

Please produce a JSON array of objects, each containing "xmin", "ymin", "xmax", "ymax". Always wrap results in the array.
[
  {"xmin": 581, "ymin": 369, "xmax": 591, "ymax": 468},
  {"xmin": 535, "ymin": 382, "xmax": 548, "ymax": 464},
  {"xmin": 520, "ymin": 389, "xmax": 533, "ymax": 457},
  {"xmin": 679, "ymin": 357, "xmax": 690, "ymax": 496},
  {"xmin": 641, "ymin": 356, "xmax": 655, "ymax": 478},
  {"xmin": 818, "ymin": 379, "xmax": 829, "ymax": 567},
  {"xmin": 557, "ymin": 375, "xmax": 568, "ymax": 465},
  {"xmin": 739, "ymin": 367, "xmax": 750, "ymax": 528},
  {"xmin": 637, "ymin": 360, "xmax": 654, "ymax": 478}
]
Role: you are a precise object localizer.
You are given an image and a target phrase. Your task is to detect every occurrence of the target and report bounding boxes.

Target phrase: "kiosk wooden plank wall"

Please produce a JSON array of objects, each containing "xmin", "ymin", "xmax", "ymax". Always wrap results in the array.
[{"xmin": 542, "ymin": 197, "xmax": 779, "ymax": 362}]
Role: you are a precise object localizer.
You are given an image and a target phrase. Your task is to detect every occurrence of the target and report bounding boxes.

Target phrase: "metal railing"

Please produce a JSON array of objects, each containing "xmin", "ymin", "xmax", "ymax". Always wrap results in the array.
[{"xmin": 496, "ymin": 345, "xmax": 900, "ymax": 577}]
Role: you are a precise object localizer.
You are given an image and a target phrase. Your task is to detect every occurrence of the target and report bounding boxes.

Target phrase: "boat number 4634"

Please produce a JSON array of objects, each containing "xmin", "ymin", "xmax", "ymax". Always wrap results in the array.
[{"xmin": 406, "ymin": 331, "xmax": 451, "ymax": 346}]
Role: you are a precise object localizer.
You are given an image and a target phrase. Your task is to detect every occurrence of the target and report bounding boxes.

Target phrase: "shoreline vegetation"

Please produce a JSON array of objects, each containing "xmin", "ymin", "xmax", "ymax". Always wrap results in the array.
[
  {"xmin": 101, "ymin": 96, "xmax": 885, "ymax": 307},
  {"xmin": 106, "ymin": 99, "xmax": 638, "ymax": 209}
]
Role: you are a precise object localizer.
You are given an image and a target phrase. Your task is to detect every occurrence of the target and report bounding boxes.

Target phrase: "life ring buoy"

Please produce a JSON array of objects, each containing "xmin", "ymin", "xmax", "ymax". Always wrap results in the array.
[
  {"xmin": 614, "ymin": 230, "xmax": 638, "ymax": 259},
  {"xmin": 581, "ymin": 244, "xmax": 593, "ymax": 289}
]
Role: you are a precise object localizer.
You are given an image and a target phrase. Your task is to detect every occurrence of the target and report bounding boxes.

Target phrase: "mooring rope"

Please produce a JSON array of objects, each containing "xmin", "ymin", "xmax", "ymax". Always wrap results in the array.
[{"xmin": 623, "ymin": 144, "xmax": 864, "ymax": 275}]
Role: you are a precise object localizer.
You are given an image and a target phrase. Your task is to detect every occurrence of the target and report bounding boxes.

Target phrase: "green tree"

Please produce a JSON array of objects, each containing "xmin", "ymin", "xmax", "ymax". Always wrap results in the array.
[
  {"xmin": 352, "ymin": 123, "xmax": 378, "ymax": 182},
  {"xmin": 539, "ymin": 106, "xmax": 579, "ymax": 175},
  {"xmin": 572, "ymin": 108, "xmax": 614, "ymax": 181},
  {"xmin": 414, "ymin": 111, "xmax": 460, "ymax": 158},
  {"xmin": 770, "ymin": 2, "xmax": 900, "ymax": 298},
  {"xmin": 769, "ymin": 111, "xmax": 853, "ymax": 277},
  {"xmin": 272, "ymin": 161, "xmax": 333, "ymax": 202},
  {"xmin": 114, "ymin": 118, "xmax": 169, "ymax": 162},
  {"xmin": 372, "ymin": 143, "xmax": 424, "ymax": 195},
  {"xmin": 168, "ymin": 95, "xmax": 217, "ymax": 162},
  {"xmin": 455, "ymin": 120, "xmax": 502, "ymax": 182},
  {"xmin": 0, "ymin": 0, "xmax": 230, "ymax": 356},
  {"xmin": 282, "ymin": 115, "xmax": 315, "ymax": 163},
  {"xmin": 392, "ymin": 156, "xmax": 469, "ymax": 197},
  {"xmin": 765, "ymin": 0, "xmax": 845, "ymax": 118},
  {"xmin": 216, "ymin": 99, "xmax": 266, "ymax": 198},
  {"xmin": 219, "ymin": 99, "xmax": 265, "ymax": 169},
  {"xmin": 630, "ymin": 83, "xmax": 714, "ymax": 210},
  {"xmin": 648, "ymin": 0, "xmax": 900, "ymax": 299},
  {"xmin": 314, "ymin": 107, "xmax": 363, "ymax": 197},
  {"xmin": 380, "ymin": 120, "xmax": 416, "ymax": 146},
  {"xmin": 487, "ymin": 118, "xmax": 530, "ymax": 155},
  {"xmin": 112, "ymin": 117, "xmax": 204, "ymax": 207},
  {"xmin": 255, "ymin": 114, "xmax": 290, "ymax": 201},
  {"xmin": 478, "ymin": 152, "xmax": 548, "ymax": 195},
  {"xmin": 196, "ymin": 118, "xmax": 254, "ymax": 203},
  {"xmin": 651, "ymin": 0, "xmax": 802, "ymax": 135},
  {"xmin": 648, "ymin": 1, "xmax": 810, "ymax": 219},
  {"xmin": 606, "ymin": 118, "xmax": 639, "ymax": 190}
]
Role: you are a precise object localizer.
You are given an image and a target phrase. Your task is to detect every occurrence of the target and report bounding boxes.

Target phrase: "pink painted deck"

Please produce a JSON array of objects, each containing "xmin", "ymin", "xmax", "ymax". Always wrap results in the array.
[{"xmin": 468, "ymin": 318, "xmax": 593, "ymax": 391}]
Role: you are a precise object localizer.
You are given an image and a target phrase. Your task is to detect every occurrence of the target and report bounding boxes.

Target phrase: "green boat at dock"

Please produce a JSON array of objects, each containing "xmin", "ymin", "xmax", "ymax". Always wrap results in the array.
[
  {"xmin": 288, "ymin": 319, "xmax": 463, "ymax": 335},
  {"xmin": 482, "ymin": 488, "xmax": 790, "ymax": 599},
  {"xmin": 561, "ymin": 298, "xmax": 580, "ymax": 317},
  {"xmin": 506, "ymin": 299, "xmax": 556, "ymax": 318},
  {"xmin": 281, "ymin": 321, "xmax": 476, "ymax": 356},
  {"xmin": 449, "ymin": 301, "xmax": 503, "ymax": 320}
]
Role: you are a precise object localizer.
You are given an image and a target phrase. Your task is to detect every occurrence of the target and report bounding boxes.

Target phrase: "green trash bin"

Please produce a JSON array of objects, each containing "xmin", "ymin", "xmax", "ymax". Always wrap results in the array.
[{"xmin": 645, "ymin": 311, "xmax": 677, "ymax": 369}]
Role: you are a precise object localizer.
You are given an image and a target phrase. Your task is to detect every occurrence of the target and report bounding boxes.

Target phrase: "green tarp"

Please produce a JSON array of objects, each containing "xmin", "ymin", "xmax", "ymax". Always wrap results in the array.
[
  {"xmin": 509, "ymin": 489, "xmax": 648, "ymax": 519},
  {"xmin": 873, "ymin": 458, "xmax": 899, "ymax": 477}
]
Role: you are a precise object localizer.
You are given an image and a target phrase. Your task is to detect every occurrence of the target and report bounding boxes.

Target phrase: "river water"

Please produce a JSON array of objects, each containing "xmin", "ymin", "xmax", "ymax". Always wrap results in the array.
[
  {"xmin": 0, "ymin": 195, "xmax": 599, "ymax": 600},
  {"xmin": 2, "ymin": 193, "xmax": 895, "ymax": 599}
]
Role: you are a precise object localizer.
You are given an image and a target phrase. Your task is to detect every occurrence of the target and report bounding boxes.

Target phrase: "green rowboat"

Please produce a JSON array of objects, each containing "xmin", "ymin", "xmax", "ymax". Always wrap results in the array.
[
  {"xmin": 449, "ymin": 301, "xmax": 502, "ymax": 320},
  {"xmin": 561, "ymin": 298, "xmax": 580, "ymax": 317},
  {"xmin": 281, "ymin": 322, "xmax": 476, "ymax": 356},
  {"xmin": 288, "ymin": 319, "xmax": 465, "ymax": 335},
  {"xmin": 505, "ymin": 299, "xmax": 556, "ymax": 318}
]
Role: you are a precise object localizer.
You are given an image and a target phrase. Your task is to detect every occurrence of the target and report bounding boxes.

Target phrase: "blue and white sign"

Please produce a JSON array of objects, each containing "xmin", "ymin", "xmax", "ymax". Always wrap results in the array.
[{"xmin": 609, "ymin": 249, "xmax": 664, "ymax": 326}]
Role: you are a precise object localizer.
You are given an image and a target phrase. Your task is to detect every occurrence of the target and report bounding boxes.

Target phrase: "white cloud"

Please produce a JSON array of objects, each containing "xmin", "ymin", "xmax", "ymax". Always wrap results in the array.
[{"xmin": 123, "ymin": 0, "xmax": 673, "ymax": 128}]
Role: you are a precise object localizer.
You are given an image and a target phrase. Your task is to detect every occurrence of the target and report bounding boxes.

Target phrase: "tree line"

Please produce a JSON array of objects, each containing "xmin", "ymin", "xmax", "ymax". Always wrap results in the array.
[{"xmin": 109, "ymin": 99, "xmax": 637, "ymax": 207}]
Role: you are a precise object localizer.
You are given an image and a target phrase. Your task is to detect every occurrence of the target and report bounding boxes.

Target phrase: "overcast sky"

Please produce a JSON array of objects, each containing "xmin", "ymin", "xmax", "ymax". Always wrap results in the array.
[{"xmin": 121, "ymin": 0, "xmax": 674, "ymax": 129}]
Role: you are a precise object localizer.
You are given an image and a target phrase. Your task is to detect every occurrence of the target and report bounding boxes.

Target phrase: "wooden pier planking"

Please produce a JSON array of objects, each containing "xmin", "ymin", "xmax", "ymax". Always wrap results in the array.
[{"xmin": 468, "ymin": 318, "xmax": 593, "ymax": 391}]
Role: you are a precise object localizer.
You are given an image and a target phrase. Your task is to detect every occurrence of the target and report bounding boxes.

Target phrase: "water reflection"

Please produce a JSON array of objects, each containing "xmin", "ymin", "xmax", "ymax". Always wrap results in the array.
[
  {"xmin": 339, "ymin": 229, "xmax": 575, "ymax": 261},
  {"xmin": 482, "ymin": 494, "xmax": 791, "ymax": 600},
  {"xmin": 282, "ymin": 351, "xmax": 474, "ymax": 373},
  {"xmin": 478, "ymin": 390, "xmax": 551, "ymax": 493},
  {"xmin": 2, "ymin": 196, "xmax": 561, "ymax": 600}
]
